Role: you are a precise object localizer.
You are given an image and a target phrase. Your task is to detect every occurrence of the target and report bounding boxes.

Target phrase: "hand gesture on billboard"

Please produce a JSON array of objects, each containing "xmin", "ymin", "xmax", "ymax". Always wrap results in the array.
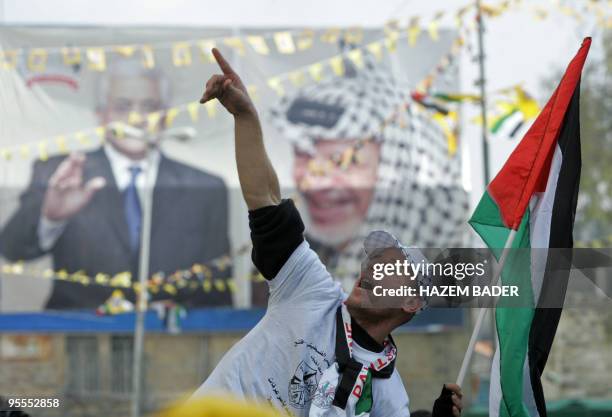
[{"xmin": 42, "ymin": 153, "xmax": 106, "ymax": 221}]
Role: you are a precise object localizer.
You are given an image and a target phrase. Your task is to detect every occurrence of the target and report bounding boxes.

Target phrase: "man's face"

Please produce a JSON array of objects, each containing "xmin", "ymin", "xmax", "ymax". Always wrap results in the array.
[
  {"xmin": 346, "ymin": 247, "xmax": 421, "ymax": 322},
  {"xmin": 97, "ymin": 75, "xmax": 164, "ymax": 159},
  {"xmin": 293, "ymin": 139, "xmax": 381, "ymax": 246}
]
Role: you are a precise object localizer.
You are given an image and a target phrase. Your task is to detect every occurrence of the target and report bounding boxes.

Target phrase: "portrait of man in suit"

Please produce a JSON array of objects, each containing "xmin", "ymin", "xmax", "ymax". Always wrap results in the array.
[{"xmin": 0, "ymin": 58, "xmax": 232, "ymax": 310}]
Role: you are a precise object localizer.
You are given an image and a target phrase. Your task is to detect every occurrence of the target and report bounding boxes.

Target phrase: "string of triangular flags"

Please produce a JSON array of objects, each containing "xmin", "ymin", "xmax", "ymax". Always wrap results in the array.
[
  {"xmin": 0, "ymin": 0, "xmax": 607, "ymax": 73},
  {"xmin": 0, "ymin": 25, "xmax": 465, "ymax": 162}
]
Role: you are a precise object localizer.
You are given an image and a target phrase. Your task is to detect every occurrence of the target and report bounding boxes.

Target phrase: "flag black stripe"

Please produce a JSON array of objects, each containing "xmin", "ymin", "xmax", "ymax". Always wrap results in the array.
[{"xmin": 528, "ymin": 83, "xmax": 581, "ymax": 417}]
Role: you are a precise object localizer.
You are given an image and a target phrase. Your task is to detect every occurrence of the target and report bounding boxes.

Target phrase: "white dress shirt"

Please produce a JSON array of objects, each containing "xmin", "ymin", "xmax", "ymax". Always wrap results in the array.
[{"xmin": 38, "ymin": 145, "xmax": 160, "ymax": 251}]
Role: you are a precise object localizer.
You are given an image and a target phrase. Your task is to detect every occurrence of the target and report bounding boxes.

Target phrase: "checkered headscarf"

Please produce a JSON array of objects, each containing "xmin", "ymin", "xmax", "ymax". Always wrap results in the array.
[{"xmin": 269, "ymin": 55, "xmax": 469, "ymax": 289}]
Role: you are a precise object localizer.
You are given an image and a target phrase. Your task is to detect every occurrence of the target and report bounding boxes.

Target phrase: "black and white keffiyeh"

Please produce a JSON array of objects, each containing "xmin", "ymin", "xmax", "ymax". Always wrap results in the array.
[{"xmin": 269, "ymin": 54, "xmax": 469, "ymax": 288}]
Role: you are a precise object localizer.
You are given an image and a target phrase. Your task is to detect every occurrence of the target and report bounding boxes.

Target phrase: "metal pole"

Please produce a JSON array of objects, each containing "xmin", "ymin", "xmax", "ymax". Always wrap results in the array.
[
  {"xmin": 476, "ymin": 0, "xmax": 490, "ymax": 187},
  {"xmin": 130, "ymin": 149, "xmax": 155, "ymax": 417}
]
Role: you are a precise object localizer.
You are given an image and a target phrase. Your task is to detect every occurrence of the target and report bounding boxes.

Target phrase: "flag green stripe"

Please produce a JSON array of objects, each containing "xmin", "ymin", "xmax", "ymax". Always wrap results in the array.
[{"xmin": 470, "ymin": 191, "xmax": 536, "ymax": 417}]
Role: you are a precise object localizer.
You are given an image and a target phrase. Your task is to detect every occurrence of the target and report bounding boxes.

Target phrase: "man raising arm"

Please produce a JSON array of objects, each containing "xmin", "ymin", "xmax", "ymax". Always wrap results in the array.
[{"xmin": 196, "ymin": 48, "xmax": 462, "ymax": 417}]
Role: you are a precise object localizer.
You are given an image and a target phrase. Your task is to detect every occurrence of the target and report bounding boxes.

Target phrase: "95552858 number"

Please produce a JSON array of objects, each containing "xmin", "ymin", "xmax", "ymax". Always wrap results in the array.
[{"xmin": 7, "ymin": 398, "xmax": 60, "ymax": 408}]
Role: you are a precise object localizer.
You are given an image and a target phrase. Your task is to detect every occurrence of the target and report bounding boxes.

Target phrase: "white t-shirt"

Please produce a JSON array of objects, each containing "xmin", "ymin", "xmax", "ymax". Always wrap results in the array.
[{"xmin": 193, "ymin": 241, "xmax": 410, "ymax": 416}]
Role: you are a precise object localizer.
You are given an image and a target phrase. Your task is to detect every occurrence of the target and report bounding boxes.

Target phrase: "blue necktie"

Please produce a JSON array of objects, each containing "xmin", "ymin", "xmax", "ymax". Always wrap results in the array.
[{"xmin": 124, "ymin": 166, "xmax": 142, "ymax": 253}]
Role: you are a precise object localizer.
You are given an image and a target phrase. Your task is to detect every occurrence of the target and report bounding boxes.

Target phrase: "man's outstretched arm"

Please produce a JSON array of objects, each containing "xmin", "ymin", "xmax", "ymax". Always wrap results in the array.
[{"xmin": 200, "ymin": 48, "xmax": 281, "ymax": 210}]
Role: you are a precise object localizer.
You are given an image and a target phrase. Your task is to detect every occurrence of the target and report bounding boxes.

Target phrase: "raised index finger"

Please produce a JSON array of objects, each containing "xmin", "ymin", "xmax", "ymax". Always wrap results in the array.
[{"xmin": 212, "ymin": 48, "xmax": 235, "ymax": 75}]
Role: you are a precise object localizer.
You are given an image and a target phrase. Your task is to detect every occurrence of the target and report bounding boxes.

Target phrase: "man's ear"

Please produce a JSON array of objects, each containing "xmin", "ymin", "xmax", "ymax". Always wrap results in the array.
[{"xmin": 401, "ymin": 296, "xmax": 423, "ymax": 314}]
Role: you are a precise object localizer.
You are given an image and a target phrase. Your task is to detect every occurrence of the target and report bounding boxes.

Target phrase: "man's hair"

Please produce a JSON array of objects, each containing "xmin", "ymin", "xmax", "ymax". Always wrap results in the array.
[{"xmin": 95, "ymin": 58, "xmax": 172, "ymax": 110}]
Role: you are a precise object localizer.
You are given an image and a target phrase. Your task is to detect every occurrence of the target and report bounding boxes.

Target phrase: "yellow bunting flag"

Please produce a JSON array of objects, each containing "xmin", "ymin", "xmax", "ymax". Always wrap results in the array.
[
  {"xmin": 38, "ymin": 141, "xmax": 49, "ymax": 161},
  {"xmin": 20, "ymin": 145, "xmax": 30, "ymax": 158},
  {"xmin": 267, "ymin": 77, "xmax": 285, "ymax": 96},
  {"xmin": 95, "ymin": 126, "xmax": 106, "ymax": 141},
  {"xmin": 55, "ymin": 136, "xmax": 68, "ymax": 154},
  {"xmin": 141, "ymin": 45, "xmax": 155, "ymax": 68},
  {"xmin": 384, "ymin": 31, "xmax": 399, "ymax": 52},
  {"xmin": 428, "ymin": 11, "xmax": 445, "ymax": 41},
  {"xmin": 114, "ymin": 45, "xmax": 135, "ymax": 57},
  {"xmin": 0, "ymin": 50, "xmax": 18, "ymax": 70},
  {"xmin": 274, "ymin": 31, "xmax": 296, "ymax": 54},
  {"xmin": 366, "ymin": 41, "xmax": 384, "ymax": 61},
  {"xmin": 110, "ymin": 271, "xmax": 132, "ymax": 288},
  {"xmin": 187, "ymin": 101, "xmax": 199, "ymax": 122},
  {"xmin": 432, "ymin": 112, "xmax": 458, "ymax": 156},
  {"xmin": 28, "ymin": 48, "xmax": 48, "ymax": 72},
  {"xmin": 128, "ymin": 111, "xmax": 143, "ymax": 126},
  {"xmin": 0, "ymin": 149, "xmax": 11, "ymax": 160},
  {"xmin": 407, "ymin": 17, "xmax": 421, "ymax": 46},
  {"xmin": 320, "ymin": 28, "xmax": 341, "ymax": 43},
  {"xmin": 308, "ymin": 63, "xmax": 324, "ymax": 82},
  {"xmin": 329, "ymin": 56, "xmax": 344, "ymax": 76},
  {"xmin": 347, "ymin": 49, "xmax": 364, "ymax": 69},
  {"xmin": 246, "ymin": 35, "xmax": 270, "ymax": 55},
  {"xmin": 288, "ymin": 70, "xmax": 306, "ymax": 87},
  {"xmin": 204, "ymin": 100, "xmax": 217, "ymax": 118},
  {"xmin": 75, "ymin": 131, "xmax": 91, "ymax": 145},
  {"xmin": 296, "ymin": 29, "xmax": 315, "ymax": 50},
  {"xmin": 172, "ymin": 42, "xmax": 192, "ymax": 67},
  {"xmin": 223, "ymin": 37, "xmax": 246, "ymax": 55},
  {"xmin": 165, "ymin": 107, "xmax": 180, "ymax": 127},
  {"xmin": 344, "ymin": 27, "xmax": 364, "ymax": 45},
  {"xmin": 86, "ymin": 48, "xmax": 106, "ymax": 71},
  {"xmin": 247, "ymin": 85, "xmax": 259, "ymax": 101},
  {"xmin": 147, "ymin": 111, "xmax": 162, "ymax": 133},
  {"xmin": 197, "ymin": 40, "xmax": 216, "ymax": 62},
  {"xmin": 61, "ymin": 46, "xmax": 81, "ymax": 66}
]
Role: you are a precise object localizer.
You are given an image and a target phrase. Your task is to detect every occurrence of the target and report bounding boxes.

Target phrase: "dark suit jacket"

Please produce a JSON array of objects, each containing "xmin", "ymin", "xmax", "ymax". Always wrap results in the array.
[{"xmin": 0, "ymin": 148, "xmax": 232, "ymax": 309}]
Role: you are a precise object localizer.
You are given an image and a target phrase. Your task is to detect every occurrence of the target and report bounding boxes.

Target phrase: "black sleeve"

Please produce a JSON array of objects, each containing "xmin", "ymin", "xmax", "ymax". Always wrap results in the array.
[
  {"xmin": 249, "ymin": 199, "xmax": 305, "ymax": 280},
  {"xmin": 0, "ymin": 159, "xmax": 55, "ymax": 261}
]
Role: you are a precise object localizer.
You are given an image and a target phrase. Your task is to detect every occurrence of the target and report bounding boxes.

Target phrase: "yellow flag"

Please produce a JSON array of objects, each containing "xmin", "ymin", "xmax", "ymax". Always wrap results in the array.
[
  {"xmin": 146, "ymin": 111, "xmax": 161, "ymax": 132},
  {"xmin": 75, "ymin": 131, "xmax": 91, "ymax": 145},
  {"xmin": 38, "ymin": 141, "xmax": 49, "ymax": 161},
  {"xmin": 329, "ymin": 56, "xmax": 344, "ymax": 76},
  {"xmin": 347, "ymin": 49, "xmax": 364, "ymax": 69},
  {"xmin": 187, "ymin": 101, "xmax": 199, "ymax": 122},
  {"xmin": 308, "ymin": 63, "xmax": 324, "ymax": 82},
  {"xmin": 19, "ymin": 145, "xmax": 30, "ymax": 158},
  {"xmin": 366, "ymin": 41, "xmax": 384, "ymax": 61},
  {"xmin": 172, "ymin": 42, "xmax": 192, "ymax": 67},
  {"xmin": 407, "ymin": 17, "xmax": 421, "ymax": 46},
  {"xmin": 427, "ymin": 11, "xmax": 445, "ymax": 41},
  {"xmin": 296, "ymin": 29, "xmax": 315, "ymax": 50},
  {"xmin": 55, "ymin": 136, "xmax": 68, "ymax": 154},
  {"xmin": 114, "ymin": 45, "xmax": 135, "ymax": 57},
  {"xmin": 223, "ymin": 37, "xmax": 246, "ymax": 55},
  {"xmin": 0, "ymin": 50, "xmax": 18, "ymax": 70},
  {"xmin": 61, "ymin": 46, "xmax": 81, "ymax": 67},
  {"xmin": 165, "ymin": 107, "xmax": 180, "ymax": 127},
  {"xmin": 204, "ymin": 100, "xmax": 217, "ymax": 118},
  {"xmin": 344, "ymin": 27, "xmax": 364, "ymax": 45},
  {"xmin": 95, "ymin": 126, "xmax": 106, "ymax": 141},
  {"xmin": 247, "ymin": 85, "xmax": 259, "ymax": 101},
  {"xmin": 28, "ymin": 48, "xmax": 48, "ymax": 72},
  {"xmin": 197, "ymin": 40, "xmax": 216, "ymax": 62},
  {"xmin": 320, "ymin": 28, "xmax": 341, "ymax": 43},
  {"xmin": 87, "ymin": 48, "xmax": 106, "ymax": 71},
  {"xmin": 128, "ymin": 111, "xmax": 143, "ymax": 125},
  {"xmin": 384, "ymin": 31, "xmax": 399, "ymax": 52},
  {"xmin": 141, "ymin": 45, "xmax": 155, "ymax": 69},
  {"xmin": 267, "ymin": 77, "xmax": 285, "ymax": 96},
  {"xmin": 0, "ymin": 149, "xmax": 11, "ymax": 160},
  {"xmin": 274, "ymin": 31, "xmax": 296, "ymax": 54},
  {"xmin": 246, "ymin": 36, "xmax": 270, "ymax": 55}
]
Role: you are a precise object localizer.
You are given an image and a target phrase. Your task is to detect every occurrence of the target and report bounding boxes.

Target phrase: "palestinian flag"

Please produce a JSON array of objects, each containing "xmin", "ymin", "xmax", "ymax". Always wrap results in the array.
[{"xmin": 469, "ymin": 38, "xmax": 591, "ymax": 417}]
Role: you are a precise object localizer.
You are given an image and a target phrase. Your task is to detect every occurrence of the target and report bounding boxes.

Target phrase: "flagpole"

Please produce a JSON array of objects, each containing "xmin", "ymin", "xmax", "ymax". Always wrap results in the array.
[
  {"xmin": 130, "ymin": 148, "xmax": 155, "ymax": 417},
  {"xmin": 456, "ymin": 228, "xmax": 517, "ymax": 386},
  {"xmin": 476, "ymin": 0, "xmax": 490, "ymax": 186}
]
